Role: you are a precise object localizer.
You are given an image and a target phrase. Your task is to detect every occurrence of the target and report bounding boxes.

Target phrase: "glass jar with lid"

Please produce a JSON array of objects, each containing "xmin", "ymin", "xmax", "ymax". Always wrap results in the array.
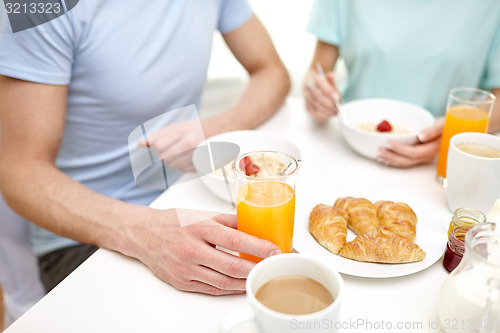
[{"xmin": 447, "ymin": 207, "xmax": 486, "ymax": 237}]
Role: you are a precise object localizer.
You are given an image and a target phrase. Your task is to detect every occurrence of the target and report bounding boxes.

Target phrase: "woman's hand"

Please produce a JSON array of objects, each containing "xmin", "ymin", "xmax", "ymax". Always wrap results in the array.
[
  {"xmin": 304, "ymin": 71, "xmax": 341, "ymax": 124},
  {"xmin": 377, "ymin": 118, "xmax": 445, "ymax": 168}
]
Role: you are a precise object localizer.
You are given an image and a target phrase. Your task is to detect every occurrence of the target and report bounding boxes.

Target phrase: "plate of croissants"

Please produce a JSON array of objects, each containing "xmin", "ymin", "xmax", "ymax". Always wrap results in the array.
[{"xmin": 293, "ymin": 189, "xmax": 447, "ymax": 278}]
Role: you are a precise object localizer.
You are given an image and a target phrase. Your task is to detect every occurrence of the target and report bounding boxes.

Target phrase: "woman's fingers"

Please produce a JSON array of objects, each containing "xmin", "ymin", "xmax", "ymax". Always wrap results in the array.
[
  {"xmin": 377, "ymin": 139, "xmax": 441, "ymax": 167},
  {"xmin": 305, "ymin": 88, "xmax": 331, "ymax": 123},
  {"xmin": 418, "ymin": 117, "xmax": 445, "ymax": 143}
]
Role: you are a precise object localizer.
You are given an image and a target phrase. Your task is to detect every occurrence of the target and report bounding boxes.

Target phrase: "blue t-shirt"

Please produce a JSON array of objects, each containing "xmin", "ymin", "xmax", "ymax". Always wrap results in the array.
[
  {"xmin": 0, "ymin": 0, "xmax": 253, "ymax": 256},
  {"xmin": 307, "ymin": 0, "xmax": 500, "ymax": 116}
]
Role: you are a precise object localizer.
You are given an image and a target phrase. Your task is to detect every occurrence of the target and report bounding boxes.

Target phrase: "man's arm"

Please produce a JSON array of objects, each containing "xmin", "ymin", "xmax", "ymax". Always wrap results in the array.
[
  {"xmin": 0, "ymin": 76, "xmax": 280, "ymax": 295},
  {"xmin": 0, "ymin": 77, "xmax": 130, "ymax": 250},
  {"xmin": 141, "ymin": 15, "xmax": 290, "ymax": 167},
  {"xmin": 203, "ymin": 15, "xmax": 290, "ymax": 136},
  {"xmin": 0, "ymin": 283, "xmax": 4, "ymax": 331},
  {"xmin": 488, "ymin": 88, "xmax": 500, "ymax": 133}
]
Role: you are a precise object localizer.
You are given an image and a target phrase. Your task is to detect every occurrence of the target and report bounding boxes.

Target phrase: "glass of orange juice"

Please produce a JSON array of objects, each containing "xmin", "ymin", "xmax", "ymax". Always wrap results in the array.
[
  {"xmin": 436, "ymin": 87, "xmax": 495, "ymax": 186},
  {"xmin": 234, "ymin": 151, "xmax": 299, "ymax": 262}
]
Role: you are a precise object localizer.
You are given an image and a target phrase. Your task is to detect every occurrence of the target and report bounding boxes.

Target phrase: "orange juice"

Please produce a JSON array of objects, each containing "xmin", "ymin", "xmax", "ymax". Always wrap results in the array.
[
  {"xmin": 437, "ymin": 105, "xmax": 490, "ymax": 180},
  {"xmin": 237, "ymin": 181, "xmax": 295, "ymax": 262}
]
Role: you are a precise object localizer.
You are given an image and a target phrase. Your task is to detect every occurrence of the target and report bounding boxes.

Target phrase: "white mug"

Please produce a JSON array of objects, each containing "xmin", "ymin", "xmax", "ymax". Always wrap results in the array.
[
  {"xmin": 219, "ymin": 253, "xmax": 343, "ymax": 333},
  {"xmin": 446, "ymin": 132, "xmax": 500, "ymax": 214}
]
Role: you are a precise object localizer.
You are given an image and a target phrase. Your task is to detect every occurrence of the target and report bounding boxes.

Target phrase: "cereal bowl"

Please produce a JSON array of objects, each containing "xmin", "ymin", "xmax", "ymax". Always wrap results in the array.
[
  {"xmin": 192, "ymin": 130, "xmax": 301, "ymax": 203},
  {"xmin": 339, "ymin": 99, "xmax": 435, "ymax": 160}
]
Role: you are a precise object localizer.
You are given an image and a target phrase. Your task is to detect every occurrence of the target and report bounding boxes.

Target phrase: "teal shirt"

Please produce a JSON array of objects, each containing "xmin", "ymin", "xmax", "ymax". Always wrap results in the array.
[{"xmin": 307, "ymin": 0, "xmax": 500, "ymax": 116}]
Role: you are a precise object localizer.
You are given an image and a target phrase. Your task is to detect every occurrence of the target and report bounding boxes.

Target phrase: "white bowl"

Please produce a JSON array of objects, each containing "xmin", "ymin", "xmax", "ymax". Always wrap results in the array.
[
  {"xmin": 339, "ymin": 99, "xmax": 435, "ymax": 160},
  {"xmin": 192, "ymin": 130, "xmax": 301, "ymax": 203}
]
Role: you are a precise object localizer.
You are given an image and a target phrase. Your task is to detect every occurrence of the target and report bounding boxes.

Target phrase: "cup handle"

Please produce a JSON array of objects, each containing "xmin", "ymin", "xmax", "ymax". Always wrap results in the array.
[
  {"xmin": 218, "ymin": 304, "xmax": 255, "ymax": 333},
  {"xmin": 480, "ymin": 278, "xmax": 500, "ymax": 333}
]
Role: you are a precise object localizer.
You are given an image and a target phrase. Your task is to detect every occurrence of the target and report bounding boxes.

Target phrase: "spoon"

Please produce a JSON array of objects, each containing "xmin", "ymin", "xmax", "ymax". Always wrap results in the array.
[
  {"xmin": 279, "ymin": 159, "xmax": 301, "ymax": 176},
  {"xmin": 315, "ymin": 61, "xmax": 350, "ymax": 126}
]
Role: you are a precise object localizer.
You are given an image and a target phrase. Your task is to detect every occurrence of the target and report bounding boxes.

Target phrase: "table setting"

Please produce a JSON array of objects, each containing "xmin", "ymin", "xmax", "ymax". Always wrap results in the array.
[{"xmin": 5, "ymin": 96, "xmax": 500, "ymax": 333}]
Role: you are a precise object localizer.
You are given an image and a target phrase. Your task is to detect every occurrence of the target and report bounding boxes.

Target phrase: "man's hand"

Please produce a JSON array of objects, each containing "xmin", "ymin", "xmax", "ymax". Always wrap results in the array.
[
  {"xmin": 137, "ymin": 119, "xmax": 206, "ymax": 172},
  {"xmin": 377, "ymin": 118, "xmax": 445, "ymax": 168},
  {"xmin": 133, "ymin": 210, "xmax": 281, "ymax": 295}
]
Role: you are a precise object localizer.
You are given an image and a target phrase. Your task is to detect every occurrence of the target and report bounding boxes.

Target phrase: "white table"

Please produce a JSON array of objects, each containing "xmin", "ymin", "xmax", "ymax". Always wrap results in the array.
[{"xmin": 6, "ymin": 97, "xmax": 500, "ymax": 333}]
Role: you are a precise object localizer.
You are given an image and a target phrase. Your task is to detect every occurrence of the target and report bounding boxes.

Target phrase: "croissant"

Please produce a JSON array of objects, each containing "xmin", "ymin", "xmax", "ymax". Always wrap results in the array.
[
  {"xmin": 309, "ymin": 204, "xmax": 348, "ymax": 255},
  {"xmin": 339, "ymin": 227, "xmax": 426, "ymax": 263},
  {"xmin": 334, "ymin": 197, "xmax": 378, "ymax": 235},
  {"xmin": 375, "ymin": 201, "xmax": 417, "ymax": 241}
]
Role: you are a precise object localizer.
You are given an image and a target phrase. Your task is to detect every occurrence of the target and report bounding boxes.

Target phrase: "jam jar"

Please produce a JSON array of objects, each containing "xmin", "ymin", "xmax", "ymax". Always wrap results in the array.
[{"xmin": 443, "ymin": 226, "xmax": 468, "ymax": 272}]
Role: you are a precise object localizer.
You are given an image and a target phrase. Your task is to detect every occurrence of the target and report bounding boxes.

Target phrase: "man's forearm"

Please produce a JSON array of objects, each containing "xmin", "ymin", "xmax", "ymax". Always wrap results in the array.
[
  {"xmin": 0, "ymin": 160, "xmax": 155, "ymax": 257},
  {"xmin": 0, "ymin": 284, "xmax": 4, "ymax": 331},
  {"xmin": 202, "ymin": 63, "xmax": 290, "ymax": 137}
]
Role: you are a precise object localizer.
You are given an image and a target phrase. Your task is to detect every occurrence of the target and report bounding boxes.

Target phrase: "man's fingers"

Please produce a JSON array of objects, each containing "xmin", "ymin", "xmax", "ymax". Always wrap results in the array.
[
  {"xmin": 175, "ymin": 278, "xmax": 245, "ymax": 296},
  {"xmin": 197, "ymin": 222, "xmax": 281, "ymax": 260},
  {"xmin": 163, "ymin": 150, "xmax": 194, "ymax": 171},
  {"xmin": 198, "ymin": 246, "xmax": 257, "ymax": 279},
  {"xmin": 212, "ymin": 213, "xmax": 237, "ymax": 229},
  {"xmin": 143, "ymin": 127, "xmax": 180, "ymax": 155},
  {"xmin": 194, "ymin": 262, "xmax": 247, "ymax": 290}
]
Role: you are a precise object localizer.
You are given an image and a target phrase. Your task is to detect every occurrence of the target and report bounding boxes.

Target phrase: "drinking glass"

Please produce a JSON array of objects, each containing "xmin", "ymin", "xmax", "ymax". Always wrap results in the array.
[
  {"xmin": 234, "ymin": 151, "xmax": 298, "ymax": 262},
  {"xmin": 436, "ymin": 87, "xmax": 495, "ymax": 186}
]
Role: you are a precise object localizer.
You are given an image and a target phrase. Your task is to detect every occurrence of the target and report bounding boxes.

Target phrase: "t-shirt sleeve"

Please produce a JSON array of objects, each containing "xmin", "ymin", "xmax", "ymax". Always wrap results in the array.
[
  {"xmin": 217, "ymin": 0, "xmax": 253, "ymax": 34},
  {"xmin": 306, "ymin": 0, "xmax": 342, "ymax": 46},
  {"xmin": 0, "ymin": 9, "xmax": 74, "ymax": 85},
  {"xmin": 481, "ymin": 22, "xmax": 500, "ymax": 90}
]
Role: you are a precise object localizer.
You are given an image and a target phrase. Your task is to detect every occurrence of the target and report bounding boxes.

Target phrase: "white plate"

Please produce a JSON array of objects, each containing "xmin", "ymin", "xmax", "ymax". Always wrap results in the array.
[{"xmin": 293, "ymin": 182, "xmax": 447, "ymax": 278}]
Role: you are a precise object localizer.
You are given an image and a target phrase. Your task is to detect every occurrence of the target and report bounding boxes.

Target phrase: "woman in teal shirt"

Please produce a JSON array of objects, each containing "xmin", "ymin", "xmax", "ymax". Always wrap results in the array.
[{"xmin": 304, "ymin": 0, "xmax": 500, "ymax": 167}]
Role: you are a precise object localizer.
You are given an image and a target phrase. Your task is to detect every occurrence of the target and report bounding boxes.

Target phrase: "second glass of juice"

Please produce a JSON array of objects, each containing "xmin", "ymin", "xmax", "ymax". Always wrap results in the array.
[
  {"xmin": 234, "ymin": 151, "xmax": 298, "ymax": 262},
  {"xmin": 436, "ymin": 87, "xmax": 495, "ymax": 186}
]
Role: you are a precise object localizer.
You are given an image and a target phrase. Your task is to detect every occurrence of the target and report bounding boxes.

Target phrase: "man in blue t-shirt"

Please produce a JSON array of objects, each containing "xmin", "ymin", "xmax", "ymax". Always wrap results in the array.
[{"xmin": 0, "ymin": 0, "xmax": 290, "ymax": 295}]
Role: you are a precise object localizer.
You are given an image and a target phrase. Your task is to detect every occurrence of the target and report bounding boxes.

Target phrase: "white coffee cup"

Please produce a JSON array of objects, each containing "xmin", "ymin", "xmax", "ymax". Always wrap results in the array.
[
  {"xmin": 219, "ymin": 253, "xmax": 343, "ymax": 333},
  {"xmin": 446, "ymin": 132, "xmax": 500, "ymax": 214}
]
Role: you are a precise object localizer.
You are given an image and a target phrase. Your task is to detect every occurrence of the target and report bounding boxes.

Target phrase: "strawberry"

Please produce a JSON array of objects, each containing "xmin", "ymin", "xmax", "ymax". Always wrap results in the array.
[
  {"xmin": 239, "ymin": 156, "xmax": 252, "ymax": 170},
  {"xmin": 245, "ymin": 163, "xmax": 260, "ymax": 176},
  {"xmin": 377, "ymin": 120, "xmax": 392, "ymax": 132}
]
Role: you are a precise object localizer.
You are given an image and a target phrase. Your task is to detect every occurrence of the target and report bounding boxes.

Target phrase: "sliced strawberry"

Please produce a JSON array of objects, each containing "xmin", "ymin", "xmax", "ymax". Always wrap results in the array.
[
  {"xmin": 245, "ymin": 163, "xmax": 260, "ymax": 176},
  {"xmin": 239, "ymin": 156, "xmax": 252, "ymax": 170},
  {"xmin": 377, "ymin": 120, "xmax": 392, "ymax": 132}
]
